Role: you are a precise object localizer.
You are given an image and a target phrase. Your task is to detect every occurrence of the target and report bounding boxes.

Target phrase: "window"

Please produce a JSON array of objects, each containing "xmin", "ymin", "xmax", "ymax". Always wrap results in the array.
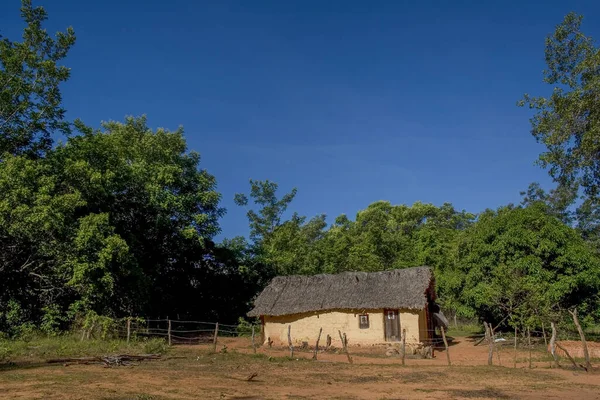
[{"xmin": 359, "ymin": 314, "xmax": 369, "ymax": 329}]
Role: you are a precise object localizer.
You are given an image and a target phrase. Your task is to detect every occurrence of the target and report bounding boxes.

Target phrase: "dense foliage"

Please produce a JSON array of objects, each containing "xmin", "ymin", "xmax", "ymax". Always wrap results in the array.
[{"xmin": 1, "ymin": 3, "xmax": 600, "ymax": 336}]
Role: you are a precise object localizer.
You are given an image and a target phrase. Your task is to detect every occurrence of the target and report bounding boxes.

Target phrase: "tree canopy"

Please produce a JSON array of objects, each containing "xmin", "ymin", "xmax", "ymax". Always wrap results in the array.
[
  {"xmin": 520, "ymin": 12, "xmax": 600, "ymax": 247},
  {"xmin": 0, "ymin": 0, "xmax": 75, "ymax": 158}
]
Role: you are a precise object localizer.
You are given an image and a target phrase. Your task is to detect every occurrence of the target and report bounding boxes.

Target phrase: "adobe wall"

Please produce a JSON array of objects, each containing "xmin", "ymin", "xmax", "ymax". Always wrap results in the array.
[{"xmin": 262, "ymin": 308, "xmax": 426, "ymax": 346}]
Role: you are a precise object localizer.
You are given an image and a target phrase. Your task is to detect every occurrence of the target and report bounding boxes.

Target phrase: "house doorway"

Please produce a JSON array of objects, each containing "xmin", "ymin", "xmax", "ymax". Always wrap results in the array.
[{"xmin": 384, "ymin": 309, "xmax": 401, "ymax": 341}]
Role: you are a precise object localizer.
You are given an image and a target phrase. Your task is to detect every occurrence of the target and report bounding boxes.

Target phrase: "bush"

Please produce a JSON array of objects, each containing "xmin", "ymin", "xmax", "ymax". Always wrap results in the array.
[
  {"xmin": 0, "ymin": 343, "xmax": 10, "ymax": 362},
  {"xmin": 40, "ymin": 305, "xmax": 64, "ymax": 337},
  {"xmin": 142, "ymin": 338, "xmax": 168, "ymax": 354},
  {"xmin": 236, "ymin": 317, "xmax": 258, "ymax": 337}
]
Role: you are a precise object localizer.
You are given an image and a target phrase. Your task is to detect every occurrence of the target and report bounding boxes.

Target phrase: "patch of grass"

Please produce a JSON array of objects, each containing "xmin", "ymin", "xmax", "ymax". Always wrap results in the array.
[
  {"xmin": 0, "ymin": 334, "xmax": 169, "ymax": 365},
  {"xmin": 448, "ymin": 323, "xmax": 484, "ymax": 337}
]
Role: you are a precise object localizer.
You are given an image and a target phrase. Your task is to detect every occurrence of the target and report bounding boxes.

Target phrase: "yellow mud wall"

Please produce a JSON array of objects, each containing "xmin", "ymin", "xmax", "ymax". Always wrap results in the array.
[{"xmin": 262, "ymin": 308, "xmax": 424, "ymax": 346}]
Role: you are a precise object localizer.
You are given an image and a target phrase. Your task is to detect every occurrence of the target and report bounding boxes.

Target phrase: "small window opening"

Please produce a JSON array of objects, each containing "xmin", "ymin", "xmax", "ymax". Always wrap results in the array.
[{"xmin": 359, "ymin": 314, "xmax": 370, "ymax": 329}]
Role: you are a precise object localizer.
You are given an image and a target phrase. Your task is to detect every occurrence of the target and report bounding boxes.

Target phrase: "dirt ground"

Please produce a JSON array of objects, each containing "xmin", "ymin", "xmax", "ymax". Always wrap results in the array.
[{"xmin": 1, "ymin": 336, "xmax": 599, "ymax": 400}]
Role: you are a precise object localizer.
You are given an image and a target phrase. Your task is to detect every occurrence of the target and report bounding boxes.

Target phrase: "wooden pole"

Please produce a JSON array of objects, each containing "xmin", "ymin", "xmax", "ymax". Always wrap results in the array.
[
  {"xmin": 401, "ymin": 328, "xmax": 406, "ymax": 366},
  {"xmin": 344, "ymin": 333, "xmax": 352, "ymax": 364},
  {"xmin": 126, "ymin": 318, "xmax": 131, "ymax": 344},
  {"xmin": 212, "ymin": 322, "xmax": 219, "ymax": 353},
  {"xmin": 454, "ymin": 314, "xmax": 458, "ymax": 329},
  {"xmin": 550, "ymin": 322, "xmax": 559, "ymax": 368},
  {"xmin": 555, "ymin": 342, "xmax": 587, "ymax": 371},
  {"xmin": 168, "ymin": 319, "xmax": 172, "ymax": 346},
  {"xmin": 337, "ymin": 331, "xmax": 353, "ymax": 364},
  {"xmin": 527, "ymin": 327, "xmax": 532, "ymax": 369},
  {"xmin": 440, "ymin": 326, "xmax": 451, "ymax": 366},
  {"xmin": 569, "ymin": 309, "xmax": 592, "ymax": 371},
  {"xmin": 287, "ymin": 325, "xmax": 294, "ymax": 358},
  {"xmin": 484, "ymin": 322, "xmax": 493, "ymax": 366},
  {"xmin": 312, "ymin": 328, "xmax": 322, "ymax": 360},
  {"xmin": 513, "ymin": 326, "xmax": 517, "ymax": 369},
  {"xmin": 251, "ymin": 325, "xmax": 256, "ymax": 354},
  {"xmin": 541, "ymin": 323, "xmax": 548, "ymax": 348}
]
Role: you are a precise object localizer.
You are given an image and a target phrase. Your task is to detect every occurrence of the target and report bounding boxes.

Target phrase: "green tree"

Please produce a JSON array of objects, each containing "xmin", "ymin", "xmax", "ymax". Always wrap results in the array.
[
  {"xmin": 0, "ymin": 115, "xmax": 228, "ymax": 332},
  {"xmin": 263, "ymin": 213, "xmax": 328, "ymax": 275},
  {"xmin": 234, "ymin": 180, "xmax": 297, "ymax": 243},
  {"xmin": 0, "ymin": 0, "xmax": 76, "ymax": 157},
  {"xmin": 520, "ymin": 13, "xmax": 600, "ymax": 245},
  {"xmin": 52, "ymin": 116, "xmax": 224, "ymax": 317},
  {"xmin": 454, "ymin": 203, "xmax": 600, "ymax": 327}
]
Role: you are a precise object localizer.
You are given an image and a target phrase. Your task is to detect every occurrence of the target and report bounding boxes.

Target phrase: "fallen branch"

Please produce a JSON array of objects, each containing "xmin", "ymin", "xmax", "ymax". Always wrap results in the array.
[{"xmin": 47, "ymin": 354, "xmax": 162, "ymax": 367}]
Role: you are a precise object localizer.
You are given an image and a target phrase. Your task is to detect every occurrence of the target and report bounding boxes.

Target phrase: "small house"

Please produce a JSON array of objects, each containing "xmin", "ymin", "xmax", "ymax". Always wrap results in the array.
[{"xmin": 248, "ymin": 266, "xmax": 444, "ymax": 346}]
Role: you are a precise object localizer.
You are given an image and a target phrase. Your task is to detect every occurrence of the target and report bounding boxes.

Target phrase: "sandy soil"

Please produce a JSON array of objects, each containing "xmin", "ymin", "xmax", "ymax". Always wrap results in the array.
[{"xmin": 1, "ymin": 337, "xmax": 599, "ymax": 400}]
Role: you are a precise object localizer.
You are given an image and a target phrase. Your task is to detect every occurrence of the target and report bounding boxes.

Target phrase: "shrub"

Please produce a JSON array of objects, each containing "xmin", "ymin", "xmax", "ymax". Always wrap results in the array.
[
  {"xmin": 142, "ymin": 338, "xmax": 168, "ymax": 354},
  {"xmin": 236, "ymin": 317, "xmax": 258, "ymax": 337}
]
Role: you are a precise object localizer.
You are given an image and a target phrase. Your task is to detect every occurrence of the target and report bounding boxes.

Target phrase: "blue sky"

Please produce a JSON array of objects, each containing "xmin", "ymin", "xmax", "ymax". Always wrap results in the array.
[{"xmin": 3, "ymin": 0, "xmax": 600, "ymax": 239}]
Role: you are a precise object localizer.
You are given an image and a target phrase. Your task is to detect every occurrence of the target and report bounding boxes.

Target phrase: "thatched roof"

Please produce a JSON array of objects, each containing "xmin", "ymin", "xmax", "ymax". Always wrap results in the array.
[{"xmin": 248, "ymin": 266, "xmax": 435, "ymax": 317}]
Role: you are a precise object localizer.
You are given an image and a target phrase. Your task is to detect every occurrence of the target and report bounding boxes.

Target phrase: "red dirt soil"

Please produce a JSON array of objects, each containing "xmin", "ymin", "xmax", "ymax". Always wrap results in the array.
[{"xmin": 1, "ymin": 337, "xmax": 599, "ymax": 400}]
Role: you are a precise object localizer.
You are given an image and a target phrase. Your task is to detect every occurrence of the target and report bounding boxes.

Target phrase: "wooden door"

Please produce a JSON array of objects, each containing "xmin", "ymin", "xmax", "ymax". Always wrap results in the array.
[{"xmin": 384, "ymin": 309, "xmax": 400, "ymax": 341}]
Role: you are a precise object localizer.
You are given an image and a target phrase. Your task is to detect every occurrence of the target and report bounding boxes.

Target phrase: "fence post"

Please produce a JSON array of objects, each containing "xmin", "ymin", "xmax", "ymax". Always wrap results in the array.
[
  {"xmin": 288, "ymin": 325, "xmax": 294, "ymax": 358},
  {"xmin": 527, "ymin": 327, "xmax": 532, "ymax": 369},
  {"xmin": 168, "ymin": 319, "xmax": 172, "ymax": 346},
  {"xmin": 440, "ymin": 326, "xmax": 451, "ymax": 366},
  {"xmin": 513, "ymin": 326, "xmax": 517, "ymax": 369},
  {"xmin": 212, "ymin": 322, "xmax": 219, "ymax": 353},
  {"xmin": 550, "ymin": 322, "xmax": 559, "ymax": 368},
  {"xmin": 556, "ymin": 341, "xmax": 585, "ymax": 370},
  {"xmin": 484, "ymin": 322, "xmax": 493, "ymax": 366},
  {"xmin": 126, "ymin": 318, "xmax": 131, "ymax": 344},
  {"xmin": 401, "ymin": 328, "xmax": 406, "ymax": 366},
  {"xmin": 338, "ymin": 330, "xmax": 353, "ymax": 364},
  {"xmin": 313, "ymin": 328, "xmax": 322, "ymax": 360},
  {"xmin": 541, "ymin": 322, "xmax": 548, "ymax": 348},
  {"xmin": 569, "ymin": 309, "xmax": 592, "ymax": 371},
  {"xmin": 251, "ymin": 325, "xmax": 256, "ymax": 354}
]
